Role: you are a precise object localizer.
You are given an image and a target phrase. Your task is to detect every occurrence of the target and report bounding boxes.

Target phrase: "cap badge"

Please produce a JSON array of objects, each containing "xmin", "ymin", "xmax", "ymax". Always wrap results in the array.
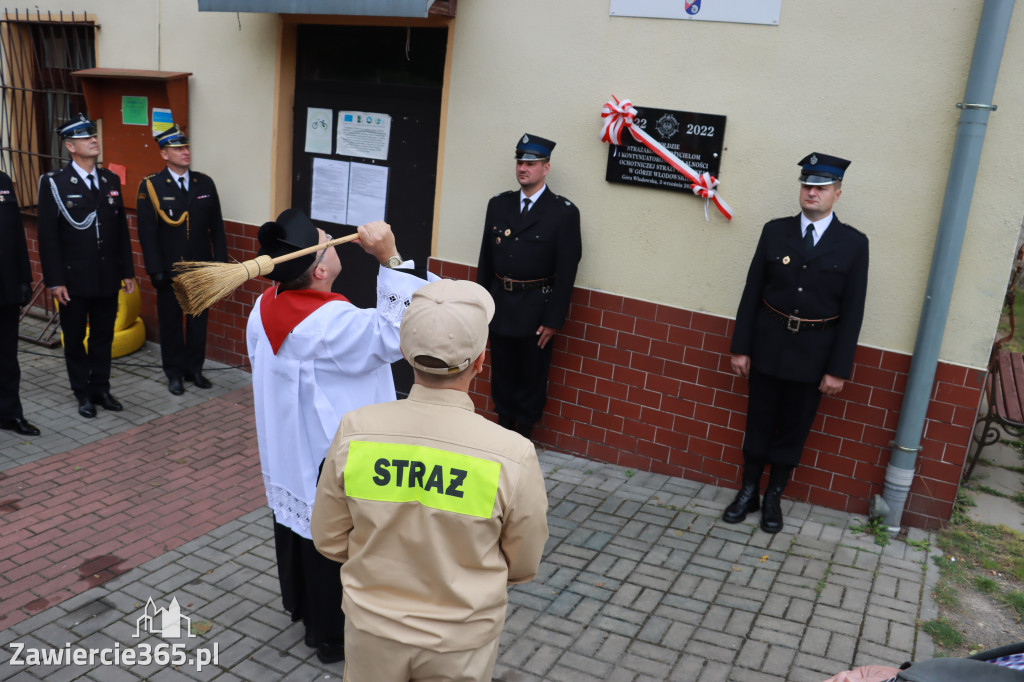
[
  {"xmin": 809, "ymin": 154, "xmax": 818, "ymax": 165},
  {"xmin": 782, "ymin": 256, "xmax": 791, "ymax": 265},
  {"xmin": 522, "ymin": 134, "xmax": 529, "ymax": 144}
]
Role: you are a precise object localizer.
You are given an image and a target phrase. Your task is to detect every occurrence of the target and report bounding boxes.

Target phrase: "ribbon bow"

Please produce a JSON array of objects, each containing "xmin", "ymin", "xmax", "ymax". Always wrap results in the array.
[{"xmin": 600, "ymin": 95, "xmax": 733, "ymax": 221}]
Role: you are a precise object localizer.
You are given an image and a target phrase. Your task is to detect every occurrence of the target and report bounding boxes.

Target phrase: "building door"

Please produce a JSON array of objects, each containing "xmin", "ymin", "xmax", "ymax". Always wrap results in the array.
[{"xmin": 292, "ymin": 25, "xmax": 446, "ymax": 395}]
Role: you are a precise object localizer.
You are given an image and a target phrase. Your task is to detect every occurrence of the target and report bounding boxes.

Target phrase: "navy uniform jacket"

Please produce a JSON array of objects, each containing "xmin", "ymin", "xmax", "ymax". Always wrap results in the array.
[
  {"xmin": 37, "ymin": 165, "xmax": 134, "ymax": 298},
  {"xmin": 0, "ymin": 171, "xmax": 32, "ymax": 307},
  {"xmin": 136, "ymin": 168, "xmax": 227, "ymax": 275},
  {"xmin": 730, "ymin": 214, "xmax": 869, "ymax": 384},
  {"xmin": 476, "ymin": 187, "xmax": 582, "ymax": 337}
]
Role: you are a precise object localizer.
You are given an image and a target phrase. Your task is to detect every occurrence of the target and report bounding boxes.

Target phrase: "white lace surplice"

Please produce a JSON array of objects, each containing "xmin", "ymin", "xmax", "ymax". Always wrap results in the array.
[{"xmin": 247, "ymin": 265, "xmax": 433, "ymax": 538}]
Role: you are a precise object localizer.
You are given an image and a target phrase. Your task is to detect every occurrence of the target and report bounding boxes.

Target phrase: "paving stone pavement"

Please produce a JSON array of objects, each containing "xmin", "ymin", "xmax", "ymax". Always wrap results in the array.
[{"xmin": 1, "ymin": 338, "xmax": 941, "ymax": 681}]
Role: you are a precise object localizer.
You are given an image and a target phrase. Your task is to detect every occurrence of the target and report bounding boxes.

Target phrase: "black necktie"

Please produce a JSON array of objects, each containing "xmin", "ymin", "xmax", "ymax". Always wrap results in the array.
[
  {"xmin": 86, "ymin": 173, "xmax": 96, "ymax": 192},
  {"xmin": 178, "ymin": 177, "xmax": 187, "ymax": 195},
  {"xmin": 803, "ymin": 224, "xmax": 815, "ymax": 252},
  {"xmin": 522, "ymin": 198, "xmax": 531, "ymax": 214}
]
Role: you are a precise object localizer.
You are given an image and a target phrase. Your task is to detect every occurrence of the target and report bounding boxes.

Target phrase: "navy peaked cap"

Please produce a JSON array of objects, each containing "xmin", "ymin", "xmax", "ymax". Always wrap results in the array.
[
  {"xmin": 798, "ymin": 152, "xmax": 850, "ymax": 185},
  {"xmin": 58, "ymin": 113, "xmax": 97, "ymax": 139},
  {"xmin": 155, "ymin": 124, "xmax": 190, "ymax": 148},
  {"xmin": 515, "ymin": 133, "xmax": 555, "ymax": 161}
]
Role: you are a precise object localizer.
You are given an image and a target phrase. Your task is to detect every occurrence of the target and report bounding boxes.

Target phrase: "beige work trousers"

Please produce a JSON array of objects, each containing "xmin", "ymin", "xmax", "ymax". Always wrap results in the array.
[{"xmin": 342, "ymin": 621, "xmax": 501, "ymax": 682}]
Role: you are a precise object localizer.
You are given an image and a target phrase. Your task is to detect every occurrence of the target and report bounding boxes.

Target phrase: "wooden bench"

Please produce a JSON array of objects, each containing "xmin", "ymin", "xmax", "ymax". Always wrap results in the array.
[{"xmin": 964, "ymin": 349, "xmax": 1024, "ymax": 482}]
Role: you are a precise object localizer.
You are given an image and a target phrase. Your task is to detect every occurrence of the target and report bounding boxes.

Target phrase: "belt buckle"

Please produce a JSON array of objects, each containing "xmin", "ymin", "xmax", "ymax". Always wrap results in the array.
[
  {"xmin": 503, "ymin": 278, "xmax": 513, "ymax": 292},
  {"xmin": 786, "ymin": 315, "xmax": 801, "ymax": 333}
]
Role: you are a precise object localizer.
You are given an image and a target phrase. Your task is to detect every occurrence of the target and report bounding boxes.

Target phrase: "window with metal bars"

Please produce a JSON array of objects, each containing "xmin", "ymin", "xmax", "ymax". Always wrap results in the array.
[{"xmin": 0, "ymin": 9, "xmax": 95, "ymax": 214}]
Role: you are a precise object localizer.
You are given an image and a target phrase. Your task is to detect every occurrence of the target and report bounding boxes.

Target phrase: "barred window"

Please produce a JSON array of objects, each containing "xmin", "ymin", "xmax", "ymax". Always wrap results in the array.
[{"xmin": 0, "ymin": 10, "xmax": 95, "ymax": 212}]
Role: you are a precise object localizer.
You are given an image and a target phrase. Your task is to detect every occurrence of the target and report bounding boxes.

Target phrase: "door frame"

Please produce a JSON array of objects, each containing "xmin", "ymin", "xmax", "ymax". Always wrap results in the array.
[{"xmin": 270, "ymin": 13, "xmax": 455, "ymax": 256}]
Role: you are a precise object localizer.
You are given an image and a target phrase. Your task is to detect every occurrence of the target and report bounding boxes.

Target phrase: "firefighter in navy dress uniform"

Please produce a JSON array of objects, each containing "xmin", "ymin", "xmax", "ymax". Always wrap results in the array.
[
  {"xmin": 137, "ymin": 124, "xmax": 227, "ymax": 396},
  {"xmin": 37, "ymin": 114, "xmax": 135, "ymax": 419},
  {"xmin": 726, "ymin": 152, "xmax": 869, "ymax": 534},
  {"xmin": 476, "ymin": 133, "xmax": 582, "ymax": 439},
  {"xmin": 0, "ymin": 170, "xmax": 41, "ymax": 436}
]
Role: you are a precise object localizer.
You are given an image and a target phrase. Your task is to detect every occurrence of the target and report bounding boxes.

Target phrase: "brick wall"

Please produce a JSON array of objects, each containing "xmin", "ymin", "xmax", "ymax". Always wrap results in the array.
[
  {"xmin": 20, "ymin": 212, "xmax": 986, "ymax": 529},
  {"xmin": 432, "ymin": 258, "xmax": 985, "ymax": 530}
]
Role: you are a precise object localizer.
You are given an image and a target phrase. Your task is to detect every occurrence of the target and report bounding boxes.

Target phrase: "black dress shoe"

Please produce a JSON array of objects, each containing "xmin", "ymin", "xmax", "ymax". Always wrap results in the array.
[
  {"xmin": 187, "ymin": 372, "xmax": 212, "ymax": 389},
  {"xmin": 93, "ymin": 392, "xmax": 123, "ymax": 412},
  {"xmin": 77, "ymin": 396, "xmax": 97, "ymax": 419},
  {"xmin": 168, "ymin": 377, "xmax": 185, "ymax": 395},
  {"xmin": 315, "ymin": 641, "xmax": 345, "ymax": 664},
  {"xmin": 1, "ymin": 417, "xmax": 41, "ymax": 436}
]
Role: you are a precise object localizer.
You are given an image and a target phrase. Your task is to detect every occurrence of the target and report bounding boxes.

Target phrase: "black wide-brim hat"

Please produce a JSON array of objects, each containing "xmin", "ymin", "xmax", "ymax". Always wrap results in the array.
[{"xmin": 256, "ymin": 208, "xmax": 319, "ymax": 283}]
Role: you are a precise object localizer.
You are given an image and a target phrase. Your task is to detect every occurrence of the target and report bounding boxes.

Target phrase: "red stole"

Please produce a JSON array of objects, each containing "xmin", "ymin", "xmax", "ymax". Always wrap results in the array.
[{"xmin": 259, "ymin": 285, "xmax": 349, "ymax": 354}]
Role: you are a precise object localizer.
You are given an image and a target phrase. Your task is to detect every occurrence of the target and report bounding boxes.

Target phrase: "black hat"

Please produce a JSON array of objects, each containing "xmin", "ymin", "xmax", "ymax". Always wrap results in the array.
[
  {"xmin": 256, "ymin": 209, "xmax": 320, "ymax": 283},
  {"xmin": 515, "ymin": 133, "xmax": 555, "ymax": 161},
  {"xmin": 155, "ymin": 124, "xmax": 190, "ymax": 148},
  {"xmin": 57, "ymin": 113, "xmax": 97, "ymax": 139},
  {"xmin": 798, "ymin": 153, "xmax": 850, "ymax": 185}
]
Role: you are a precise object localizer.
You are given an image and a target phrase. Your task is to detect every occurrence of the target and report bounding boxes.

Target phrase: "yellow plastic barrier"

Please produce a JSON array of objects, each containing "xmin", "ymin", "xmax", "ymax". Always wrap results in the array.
[{"xmin": 59, "ymin": 280, "xmax": 147, "ymax": 358}]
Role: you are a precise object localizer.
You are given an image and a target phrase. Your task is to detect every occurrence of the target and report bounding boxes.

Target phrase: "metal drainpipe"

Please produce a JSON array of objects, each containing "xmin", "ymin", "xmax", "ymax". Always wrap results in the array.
[{"xmin": 880, "ymin": 0, "xmax": 1015, "ymax": 532}]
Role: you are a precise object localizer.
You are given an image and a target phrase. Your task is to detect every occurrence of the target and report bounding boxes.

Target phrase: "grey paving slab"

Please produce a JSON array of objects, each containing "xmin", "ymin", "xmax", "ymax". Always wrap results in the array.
[
  {"xmin": 2, "ymin": 335, "xmax": 252, "ymax": 472},
  {"xmin": 0, "ymin": 333, "xmax": 952, "ymax": 680}
]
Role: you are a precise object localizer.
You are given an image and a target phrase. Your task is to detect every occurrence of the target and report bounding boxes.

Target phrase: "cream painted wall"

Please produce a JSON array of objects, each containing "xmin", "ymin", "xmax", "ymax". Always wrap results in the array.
[
  {"xmin": 38, "ymin": 1, "xmax": 278, "ymax": 225},
  {"xmin": 437, "ymin": 0, "xmax": 1024, "ymax": 369}
]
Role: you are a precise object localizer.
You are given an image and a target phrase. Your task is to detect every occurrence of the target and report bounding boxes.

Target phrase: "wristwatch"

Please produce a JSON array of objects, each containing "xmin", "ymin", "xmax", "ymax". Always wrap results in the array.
[{"xmin": 383, "ymin": 255, "xmax": 403, "ymax": 269}]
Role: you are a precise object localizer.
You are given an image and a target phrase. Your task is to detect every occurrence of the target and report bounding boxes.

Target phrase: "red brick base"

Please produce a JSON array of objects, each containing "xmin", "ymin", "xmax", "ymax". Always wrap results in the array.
[
  {"xmin": 20, "ymin": 210, "xmax": 985, "ymax": 530},
  {"xmin": 432, "ymin": 259, "xmax": 985, "ymax": 530}
]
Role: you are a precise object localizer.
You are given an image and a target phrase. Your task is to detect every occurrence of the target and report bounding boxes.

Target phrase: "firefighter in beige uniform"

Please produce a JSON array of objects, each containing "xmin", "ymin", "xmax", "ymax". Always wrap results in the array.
[{"xmin": 312, "ymin": 279, "xmax": 549, "ymax": 682}]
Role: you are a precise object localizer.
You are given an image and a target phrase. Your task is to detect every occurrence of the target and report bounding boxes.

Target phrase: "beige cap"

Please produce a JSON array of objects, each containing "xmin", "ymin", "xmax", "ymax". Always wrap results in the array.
[{"xmin": 400, "ymin": 279, "xmax": 495, "ymax": 375}]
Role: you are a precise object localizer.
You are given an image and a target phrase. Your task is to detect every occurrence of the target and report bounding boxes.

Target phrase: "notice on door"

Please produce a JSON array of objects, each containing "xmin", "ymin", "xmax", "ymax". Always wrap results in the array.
[
  {"xmin": 347, "ymin": 162, "xmax": 388, "ymax": 226},
  {"xmin": 311, "ymin": 157, "xmax": 389, "ymax": 226},
  {"xmin": 311, "ymin": 158, "xmax": 350, "ymax": 225},
  {"xmin": 305, "ymin": 107, "xmax": 333, "ymax": 155},
  {"xmin": 336, "ymin": 111, "xmax": 391, "ymax": 161}
]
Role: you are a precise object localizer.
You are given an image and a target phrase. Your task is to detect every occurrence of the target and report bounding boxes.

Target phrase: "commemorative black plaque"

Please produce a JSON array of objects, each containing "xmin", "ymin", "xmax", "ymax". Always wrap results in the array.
[{"xmin": 605, "ymin": 106, "xmax": 726, "ymax": 193}]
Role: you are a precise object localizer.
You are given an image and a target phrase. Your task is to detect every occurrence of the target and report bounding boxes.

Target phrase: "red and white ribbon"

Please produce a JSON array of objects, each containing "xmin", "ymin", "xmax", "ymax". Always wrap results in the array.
[{"xmin": 600, "ymin": 95, "xmax": 733, "ymax": 221}]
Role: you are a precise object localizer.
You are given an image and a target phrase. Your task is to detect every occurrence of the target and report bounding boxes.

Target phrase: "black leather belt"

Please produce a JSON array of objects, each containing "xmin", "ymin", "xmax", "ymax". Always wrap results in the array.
[
  {"xmin": 761, "ymin": 299, "xmax": 839, "ymax": 333},
  {"xmin": 496, "ymin": 274, "xmax": 554, "ymax": 292}
]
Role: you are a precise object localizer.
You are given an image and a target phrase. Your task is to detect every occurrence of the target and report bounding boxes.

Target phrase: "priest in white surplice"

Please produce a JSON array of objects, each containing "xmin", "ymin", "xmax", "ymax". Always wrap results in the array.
[{"xmin": 246, "ymin": 208, "xmax": 432, "ymax": 664}]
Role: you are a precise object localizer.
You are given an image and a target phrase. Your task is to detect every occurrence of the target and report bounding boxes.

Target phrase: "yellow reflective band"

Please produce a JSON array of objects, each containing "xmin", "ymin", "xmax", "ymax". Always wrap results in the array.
[{"xmin": 345, "ymin": 441, "xmax": 501, "ymax": 518}]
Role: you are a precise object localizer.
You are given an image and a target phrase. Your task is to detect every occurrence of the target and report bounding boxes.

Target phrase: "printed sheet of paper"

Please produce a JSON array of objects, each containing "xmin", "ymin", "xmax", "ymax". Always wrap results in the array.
[
  {"xmin": 304, "ymin": 107, "xmax": 333, "ymax": 155},
  {"xmin": 310, "ymin": 158, "xmax": 350, "ymax": 225},
  {"xmin": 346, "ymin": 162, "xmax": 389, "ymax": 226},
  {"xmin": 336, "ymin": 111, "xmax": 391, "ymax": 161},
  {"xmin": 152, "ymin": 108, "xmax": 173, "ymax": 136}
]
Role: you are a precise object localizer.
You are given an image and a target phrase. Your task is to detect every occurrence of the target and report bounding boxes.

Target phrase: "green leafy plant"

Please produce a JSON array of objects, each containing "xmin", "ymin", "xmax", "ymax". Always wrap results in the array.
[{"xmin": 850, "ymin": 517, "xmax": 890, "ymax": 547}]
